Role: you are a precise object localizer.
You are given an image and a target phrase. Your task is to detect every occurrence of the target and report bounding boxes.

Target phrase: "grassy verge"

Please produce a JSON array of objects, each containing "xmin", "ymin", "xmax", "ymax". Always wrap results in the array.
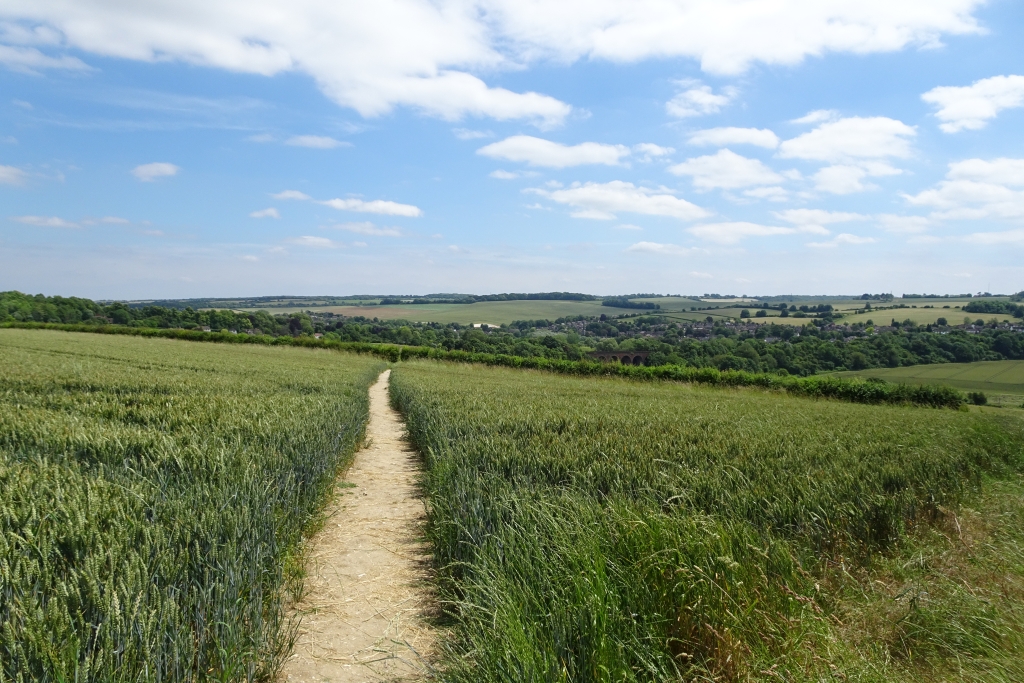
[
  {"xmin": 0, "ymin": 329, "xmax": 385, "ymax": 681},
  {"xmin": 389, "ymin": 360, "xmax": 1024, "ymax": 681},
  {"xmin": 1, "ymin": 322, "xmax": 966, "ymax": 409}
]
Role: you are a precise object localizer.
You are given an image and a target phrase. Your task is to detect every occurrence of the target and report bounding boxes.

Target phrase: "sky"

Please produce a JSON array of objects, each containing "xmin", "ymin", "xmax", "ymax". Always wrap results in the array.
[{"xmin": 1, "ymin": 0, "xmax": 1022, "ymax": 299}]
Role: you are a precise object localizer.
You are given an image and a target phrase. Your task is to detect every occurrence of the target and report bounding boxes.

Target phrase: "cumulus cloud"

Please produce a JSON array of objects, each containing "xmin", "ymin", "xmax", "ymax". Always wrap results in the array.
[
  {"xmin": 669, "ymin": 149, "xmax": 783, "ymax": 189},
  {"xmin": 689, "ymin": 220, "xmax": 829, "ymax": 244},
  {"xmin": 790, "ymin": 109, "xmax": 839, "ymax": 125},
  {"xmin": 10, "ymin": 215, "xmax": 78, "ymax": 228},
  {"xmin": 811, "ymin": 161, "xmax": 902, "ymax": 194},
  {"xmin": 626, "ymin": 241, "xmax": 697, "ymax": 255},
  {"xmin": 877, "ymin": 214, "xmax": 930, "ymax": 233},
  {"xmin": 687, "ymin": 127, "xmax": 779, "ymax": 149},
  {"xmin": 330, "ymin": 221, "xmax": 402, "ymax": 236},
  {"xmin": 534, "ymin": 180, "xmax": 709, "ymax": 221},
  {"xmin": 489, "ymin": 169, "xmax": 539, "ymax": 179},
  {"xmin": 288, "ymin": 235, "xmax": 341, "ymax": 248},
  {"xmin": 666, "ymin": 81, "xmax": 736, "ymax": 118},
  {"xmin": 774, "ymin": 208, "xmax": 864, "ymax": 227},
  {"xmin": 321, "ymin": 197, "xmax": 423, "ymax": 217},
  {"xmin": 131, "ymin": 162, "xmax": 179, "ymax": 182},
  {"xmin": 250, "ymin": 207, "xmax": 280, "ymax": 218},
  {"xmin": 779, "ymin": 117, "xmax": 915, "ymax": 162},
  {"xmin": 478, "ymin": 135, "xmax": 629, "ymax": 168},
  {"xmin": 807, "ymin": 233, "xmax": 875, "ymax": 248},
  {"xmin": 922, "ymin": 75, "xmax": 1024, "ymax": 133},
  {"xmin": 0, "ymin": 1, "xmax": 983, "ymax": 126},
  {"xmin": 689, "ymin": 221, "xmax": 797, "ymax": 244},
  {"xmin": 743, "ymin": 186, "xmax": 788, "ymax": 201},
  {"xmin": 285, "ymin": 135, "xmax": 350, "ymax": 149},
  {"xmin": 272, "ymin": 189, "xmax": 312, "ymax": 200},
  {"xmin": 0, "ymin": 164, "xmax": 26, "ymax": 185},
  {"xmin": 904, "ymin": 157, "xmax": 1024, "ymax": 220},
  {"xmin": 633, "ymin": 143, "xmax": 674, "ymax": 161}
]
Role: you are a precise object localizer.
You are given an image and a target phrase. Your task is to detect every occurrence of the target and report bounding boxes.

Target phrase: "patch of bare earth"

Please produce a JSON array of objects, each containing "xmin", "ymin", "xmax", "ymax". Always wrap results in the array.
[{"xmin": 281, "ymin": 369, "xmax": 437, "ymax": 682}]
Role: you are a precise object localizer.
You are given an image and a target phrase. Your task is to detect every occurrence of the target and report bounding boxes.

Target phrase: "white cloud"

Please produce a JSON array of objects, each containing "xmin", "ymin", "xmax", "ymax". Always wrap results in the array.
[
  {"xmin": 321, "ymin": 197, "xmax": 422, "ymax": 217},
  {"xmin": 285, "ymin": 135, "xmax": 350, "ymax": 149},
  {"xmin": 669, "ymin": 149, "xmax": 783, "ymax": 189},
  {"xmin": 922, "ymin": 75, "xmax": 1024, "ymax": 133},
  {"xmin": 774, "ymin": 208, "xmax": 865, "ymax": 225},
  {"xmin": 743, "ymin": 186, "xmax": 788, "ymax": 201},
  {"xmin": 489, "ymin": 169, "xmax": 539, "ymax": 179},
  {"xmin": 0, "ymin": 164, "xmax": 25, "ymax": 185},
  {"xmin": 0, "ymin": 1, "xmax": 982, "ymax": 127},
  {"xmin": 241, "ymin": 254, "xmax": 259, "ymax": 262},
  {"xmin": 96, "ymin": 216, "xmax": 130, "ymax": 224},
  {"xmin": 947, "ymin": 157, "xmax": 1024, "ymax": 186},
  {"xmin": 537, "ymin": 180, "xmax": 709, "ymax": 221},
  {"xmin": 633, "ymin": 143, "xmax": 674, "ymax": 162},
  {"xmin": 10, "ymin": 215, "xmax": 78, "ymax": 228},
  {"xmin": 478, "ymin": 135, "xmax": 629, "ymax": 168},
  {"xmin": 250, "ymin": 207, "xmax": 280, "ymax": 219},
  {"xmin": 0, "ymin": 44, "xmax": 88, "ymax": 73},
  {"xmin": 689, "ymin": 220, "xmax": 828, "ymax": 244},
  {"xmin": 453, "ymin": 128, "xmax": 492, "ymax": 140},
  {"xmin": 807, "ymin": 233, "xmax": 876, "ymax": 248},
  {"xmin": 247, "ymin": 133, "xmax": 275, "ymax": 142},
  {"xmin": 687, "ymin": 127, "xmax": 779, "ymax": 149},
  {"xmin": 790, "ymin": 109, "xmax": 839, "ymax": 124},
  {"xmin": 689, "ymin": 221, "xmax": 795, "ymax": 244},
  {"xmin": 626, "ymin": 241, "xmax": 697, "ymax": 256},
  {"xmin": 811, "ymin": 161, "xmax": 901, "ymax": 194},
  {"xmin": 779, "ymin": 117, "xmax": 916, "ymax": 162},
  {"xmin": 666, "ymin": 81, "xmax": 736, "ymax": 118},
  {"xmin": 964, "ymin": 229, "xmax": 1024, "ymax": 245},
  {"xmin": 272, "ymin": 189, "xmax": 312, "ymax": 200},
  {"xmin": 689, "ymin": 271, "xmax": 713, "ymax": 279},
  {"xmin": 904, "ymin": 158, "xmax": 1024, "ymax": 220},
  {"xmin": 288, "ymin": 235, "xmax": 341, "ymax": 248},
  {"xmin": 877, "ymin": 214, "xmax": 929, "ymax": 233},
  {"xmin": 614, "ymin": 223, "xmax": 642, "ymax": 230},
  {"xmin": 330, "ymin": 221, "xmax": 401, "ymax": 236},
  {"xmin": 131, "ymin": 162, "xmax": 179, "ymax": 182}
]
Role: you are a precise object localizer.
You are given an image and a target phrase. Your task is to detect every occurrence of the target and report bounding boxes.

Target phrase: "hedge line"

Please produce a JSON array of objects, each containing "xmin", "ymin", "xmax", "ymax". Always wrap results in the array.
[{"xmin": 2, "ymin": 321, "xmax": 966, "ymax": 408}]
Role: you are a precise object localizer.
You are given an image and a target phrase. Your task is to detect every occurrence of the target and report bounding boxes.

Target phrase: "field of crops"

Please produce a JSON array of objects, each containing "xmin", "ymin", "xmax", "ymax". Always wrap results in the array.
[
  {"xmin": 836, "ymin": 360, "xmax": 1024, "ymax": 396},
  {"xmin": 0, "ymin": 329, "xmax": 384, "ymax": 681},
  {"xmin": 389, "ymin": 361, "xmax": 1024, "ymax": 682}
]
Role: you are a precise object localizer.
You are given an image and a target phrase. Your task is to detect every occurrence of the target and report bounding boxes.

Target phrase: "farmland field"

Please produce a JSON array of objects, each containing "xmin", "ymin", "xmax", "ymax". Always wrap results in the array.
[
  {"xmin": 835, "ymin": 359, "xmax": 1024, "ymax": 406},
  {"xmin": 390, "ymin": 361, "xmax": 1024, "ymax": 682},
  {"xmin": 0, "ymin": 329, "xmax": 384, "ymax": 681},
  {"xmin": 239, "ymin": 299, "xmax": 626, "ymax": 325}
]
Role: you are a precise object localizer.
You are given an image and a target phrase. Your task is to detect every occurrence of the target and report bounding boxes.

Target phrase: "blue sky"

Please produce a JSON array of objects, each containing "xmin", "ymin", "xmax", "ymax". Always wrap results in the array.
[{"xmin": 1, "ymin": 0, "xmax": 1022, "ymax": 298}]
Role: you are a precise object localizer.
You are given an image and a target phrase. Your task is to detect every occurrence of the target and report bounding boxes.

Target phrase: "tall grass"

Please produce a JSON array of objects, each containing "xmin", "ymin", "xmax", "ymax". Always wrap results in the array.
[
  {"xmin": 389, "ymin": 361, "xmax": 1024, "ymax": 681},
  {"xmin": 0, "ymin": 329, "xmax": 384, "ymax": 682}
]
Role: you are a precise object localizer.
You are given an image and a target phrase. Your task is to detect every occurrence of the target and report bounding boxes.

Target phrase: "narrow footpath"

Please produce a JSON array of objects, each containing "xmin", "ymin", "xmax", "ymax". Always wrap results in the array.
[{"xmin": 281, "ymin": 369, "xmax": 436, "ymax": 682}]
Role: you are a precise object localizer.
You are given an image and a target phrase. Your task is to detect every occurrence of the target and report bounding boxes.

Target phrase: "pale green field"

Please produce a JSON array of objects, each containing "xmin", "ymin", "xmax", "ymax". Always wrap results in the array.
[
  {"xmin": 843, "ymin": 307, "xmax": 1014, "ymax": 327},
  {"xmin": 835, "ymin": 360, "xmax": 1024, "ymax": 407},
  {"xmin": 241, "ymin": 299, "xmax": 635, "ymax": 325}
]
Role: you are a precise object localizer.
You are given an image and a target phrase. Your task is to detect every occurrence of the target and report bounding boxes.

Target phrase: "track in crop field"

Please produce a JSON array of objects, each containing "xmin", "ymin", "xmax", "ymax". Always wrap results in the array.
[{"xmin": 281, "ymin": 370, "xmax": 437, "ymax": 683}]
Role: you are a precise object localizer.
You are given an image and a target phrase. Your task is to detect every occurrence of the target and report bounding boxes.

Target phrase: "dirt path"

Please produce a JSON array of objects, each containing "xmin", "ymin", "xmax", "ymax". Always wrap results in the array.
[{"xmin": 281, "ymin": 369, "xmax": 436, "ymax": 682}]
